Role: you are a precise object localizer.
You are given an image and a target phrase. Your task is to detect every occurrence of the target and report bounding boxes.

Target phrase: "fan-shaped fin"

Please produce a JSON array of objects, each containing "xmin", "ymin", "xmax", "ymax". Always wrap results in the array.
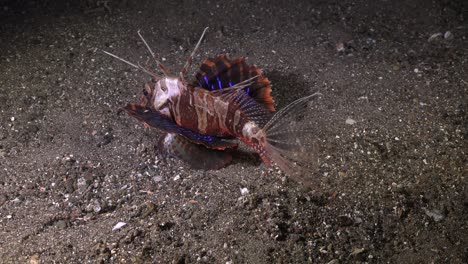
[{"xmin": 193, "ymin": 54, "xmax": 275, "ymax": 112}]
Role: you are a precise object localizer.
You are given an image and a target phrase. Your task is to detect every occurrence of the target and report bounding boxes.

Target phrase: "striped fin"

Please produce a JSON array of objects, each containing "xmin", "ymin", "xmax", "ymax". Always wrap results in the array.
[
  {"xmin": 158, "ymin": 133, "xmax": 233, "ymax": 170},
  {"xmin": 220, "ymin": 89, "xmax": 273, "ymax": 128},
  {"xmin": 123, "ymin": 104, "xmax": 237, "ymax": 150},
  {"xmin": 193, "ymin": 54, "xmax": 275, "ymax": 112}
]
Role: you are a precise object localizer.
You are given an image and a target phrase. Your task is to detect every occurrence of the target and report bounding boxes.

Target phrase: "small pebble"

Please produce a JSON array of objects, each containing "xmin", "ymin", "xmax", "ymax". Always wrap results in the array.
[
  {"xmin": 345, "ymin": 118, "xmax": 356, "ymax": 125},
  {"xmin": 240, "ymin": 188, "xmax": 249, "ymax": 195},
  {"xmin": 336, "ymin": 42, "xmax": 345, "ymax": 52},
  {"xmin": 112, "ymin": 222, "xmax": 127, "ymax": 231},
  {"xmin": 93, "ymin": 201, "xmax": 102, "ymax": 213},
  {"xmin": 350, "ymin": 247, "xmax": 366, "ymax": 256},
  {"xmin": 444, "ymin": 31, "xmax": 453, "ymax": 40},
  {"xmin": 152, "ymin": 176, "xmax": 163, "ymax": 183},
  {"xmin": 424, "ymin": 208, "xmax": 444, "ymax": 222},
  {"xmin": 29, "ymin": 254, "xmax": 40, "ymax": 264},
  {"xmin": 428, "ymin": 32, "xmax": 443, "ymax": 42}
]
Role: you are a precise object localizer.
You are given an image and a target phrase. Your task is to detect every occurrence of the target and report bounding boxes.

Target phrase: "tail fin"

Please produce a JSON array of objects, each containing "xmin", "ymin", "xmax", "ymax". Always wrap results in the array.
[{"xmin": 262, "ymin": 93, "xmax": 322, "ymax": 185}]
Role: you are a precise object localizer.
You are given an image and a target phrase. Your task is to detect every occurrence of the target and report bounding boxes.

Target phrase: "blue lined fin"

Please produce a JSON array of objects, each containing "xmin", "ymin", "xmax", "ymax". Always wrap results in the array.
[
  {"xmin": 192, "ymin": 54, "xmax": 275, "ymax": 112},
  {"xmin": 124, "ymin": 104, "xmax": 237, "ymax": 150}
]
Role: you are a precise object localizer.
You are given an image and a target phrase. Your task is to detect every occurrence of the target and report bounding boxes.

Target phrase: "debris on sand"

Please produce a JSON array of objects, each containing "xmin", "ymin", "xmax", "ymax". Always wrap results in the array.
[
  {"xmin": 345, "ymin": 118, "xmax": 356, "ymax": 125},
  {"xmin": 112, "ymin": 222, "xmax": 127, "ymax": 231},
  {"xmin": 424, "ymin": 208, "xmax": 445, "ymax": 222},
  {"xmin": 240, "ymin": 187, "xmax": 249, "ymax": 195},
  {"xmin": 428, "ymin": 32, "xmax": 443, "ymax": 42}
]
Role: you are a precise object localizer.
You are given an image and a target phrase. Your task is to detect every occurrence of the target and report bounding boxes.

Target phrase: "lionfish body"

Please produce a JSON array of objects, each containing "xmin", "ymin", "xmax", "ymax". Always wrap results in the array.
[
  {"xmin": 132, "ymin": 54, "xmax": 278, "ymax": 163},
  {"xmin": 106, "ymin": 28, "xmax": 321, "ymax": 183}
]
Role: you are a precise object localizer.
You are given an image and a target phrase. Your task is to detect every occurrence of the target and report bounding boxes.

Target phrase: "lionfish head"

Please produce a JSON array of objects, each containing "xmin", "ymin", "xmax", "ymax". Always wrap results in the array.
[
  {"xmin": 146, "ymin": 77, "xmax": 183, "ymax": 112},
  {"xmin": 137, "ymin": 82, "xmax": 156, "ymax": 109}
]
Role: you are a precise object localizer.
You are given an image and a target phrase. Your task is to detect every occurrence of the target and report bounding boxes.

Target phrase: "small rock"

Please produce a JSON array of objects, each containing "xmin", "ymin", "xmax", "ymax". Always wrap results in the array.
[
  {"xmin": 112, "ymin": 222, "xmax": 127, "ymax": 231},
  {"xmin": 240, "ymin": 187, "xmax": 249, "ymax": 195},
  {"xmin": 86, "ymin": 200, "xmax": 102, "ymax": 213},
  {"xmin": 366, "ymin": 37, "xmax": 376, "ymax": 45},
  {"xmin": 350, "ymin": 247, "xmax": 366, "ymax": 256},
  {"xmin": 93, "ymin": 201, "xmax": 102, "ymax": 213},
  {"xmin": 428, "ymin": 32, "xmax": 443, "ymax": 42},
  {"xmin": 173, "ymin": 175, "xmax": 180, "ymax": 181},
  {"xmin": 29, "ymin": 253, "xmax": 40, "ymax": 264},
  {"xmin": 56, "ymin": 219, "xmax": 69, "ymax": 229},
  {"xmin": 63, "ymin": 155, "xmax": 76, "ymax": 163},
  {"xmin": 152, "ymin": 176, "xmax": 163, "ymax": 183},
  {"xmin": 424, "ymin": 208, "xmax": 445, "ymax": 222},
  {"xmin": 345, "ymin": 118, "xmax": 356, "ymax": 125},
  {"xmin": 76, "ymin": 177, "xmax": 87, "ymax": 189},
  {"xmin": 336, "ymin": 42, "xmax": 345, "ymax": 52},
  {"xmin": 444, "ymin": 31, "xmax": 453, "ymax": 40}
]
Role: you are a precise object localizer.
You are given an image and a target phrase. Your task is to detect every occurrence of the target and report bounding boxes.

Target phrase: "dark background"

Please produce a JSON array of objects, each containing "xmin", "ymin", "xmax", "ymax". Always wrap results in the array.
[{"xmin": 0, "ymin": 0, "xmax": 467, "ymax": 263}]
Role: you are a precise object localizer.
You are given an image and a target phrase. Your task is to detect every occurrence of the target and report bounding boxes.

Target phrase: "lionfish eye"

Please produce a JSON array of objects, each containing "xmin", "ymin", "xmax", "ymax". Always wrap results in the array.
[
  {"xmin": 160, "ymin": 85, "xmax": 167, "ymax": 92},
  {"xmin": 143, "ymin": 89, "xmax": 149, "ymax": 96}
]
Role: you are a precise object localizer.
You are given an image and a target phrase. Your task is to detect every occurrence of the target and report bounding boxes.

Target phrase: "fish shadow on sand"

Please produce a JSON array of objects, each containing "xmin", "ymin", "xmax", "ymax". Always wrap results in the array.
[{"xmin": 266, "ymin": 70, "xmax": 317, "ymax": 109}]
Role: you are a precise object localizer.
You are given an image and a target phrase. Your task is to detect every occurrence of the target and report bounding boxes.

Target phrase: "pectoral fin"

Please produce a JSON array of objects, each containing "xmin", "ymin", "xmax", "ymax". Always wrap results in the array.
[{"xmin": 124, "ymin": 104, "xmax": 238, "ymax": 150}]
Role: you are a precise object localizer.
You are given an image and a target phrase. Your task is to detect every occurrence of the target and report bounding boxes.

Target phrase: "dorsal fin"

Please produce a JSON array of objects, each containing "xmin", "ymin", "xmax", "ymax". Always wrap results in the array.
[{"xmin": 192, "ymin": 54, "xmax": 275, "ymax": 112}]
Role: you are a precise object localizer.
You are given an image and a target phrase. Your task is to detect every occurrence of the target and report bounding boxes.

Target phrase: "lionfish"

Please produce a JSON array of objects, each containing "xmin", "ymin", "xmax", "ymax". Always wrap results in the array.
[{"xmin": 104, "ymin": 28, "xmax": 321, "ymax": 184}]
